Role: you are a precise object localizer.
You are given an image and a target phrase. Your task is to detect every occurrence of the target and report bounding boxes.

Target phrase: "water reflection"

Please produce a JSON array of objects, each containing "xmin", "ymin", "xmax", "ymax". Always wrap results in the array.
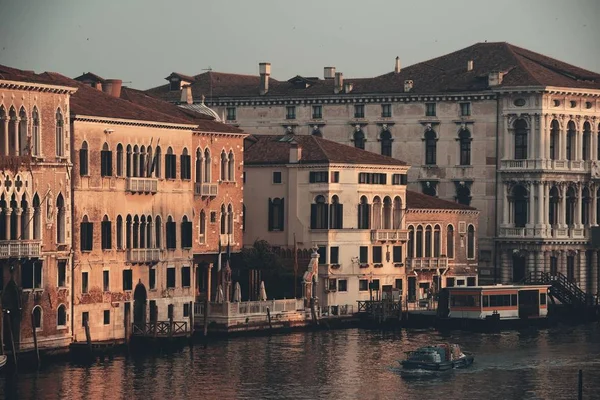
[{"xmin": 2, "ymin": 324, "xmax": 600, "ymax": 400}]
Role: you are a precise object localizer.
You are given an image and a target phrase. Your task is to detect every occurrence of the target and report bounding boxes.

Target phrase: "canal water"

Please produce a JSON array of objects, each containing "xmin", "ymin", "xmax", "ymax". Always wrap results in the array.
[{"xmin": 2, "ymin": 324, "xmax": 600, "ymax": 400}]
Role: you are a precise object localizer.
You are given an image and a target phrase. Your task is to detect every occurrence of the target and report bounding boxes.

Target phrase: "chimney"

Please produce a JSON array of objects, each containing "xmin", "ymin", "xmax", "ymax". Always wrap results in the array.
[
  {"xmin": 324, "ymin": 67, "xmax": 336, "ymax": 79},
  {"xmin": 394, "ymin": 56, "xmax": 401, "ymax": 73},
  {"xmin": 467, "ymin": 60, "xmax": 474, "ymax": 71},
  {"xmin": 404, "ymin": 80, "xmax": 413, "ymax": 93},
  {"xmin": 180, "ymin": 84, "xmax": 193, "ymax": 104},
  {"xmin": 488, "ymin": 71, "xmax": 504, "ymax": 87},
  {"xmin": 102, "ymin": 79, "xmax": 122, "ymax": 98},
  {"xmin": 344, "ymin": 82, "xmax": 353, "ymax": 93},
  {"xmin": 259, "ymin": 62, "xmax": 271, "ymax": 95},
  {"xmin": 334, "ymin": 72, "xmax": 344, "ymax": 94},
  {"xmin": 289, "ymin": 141, "xmax": 302, "ymax": 163}
]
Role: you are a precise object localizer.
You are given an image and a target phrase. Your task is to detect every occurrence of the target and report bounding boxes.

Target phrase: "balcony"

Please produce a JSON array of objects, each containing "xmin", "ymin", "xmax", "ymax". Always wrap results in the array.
[
  {"xmin": 127, "ymin": 248, "xmax": 161, "ymax": 264},
  {"xmin": 500, "ymin": 159, "xmax": 587, "ymax": 173},
  {"xmin": 0, "ymin": 240, "xmax": 42, "ymax": 259},
  {"xmin": 406, "ymin": 257, "xmax": 448, "ymax": 270},
  {"xmin": 498, "ymin": 226, "xmax": 587, "ymax": 240},
  {"xmin": 219, "ymin": 234, "xmax": 234, "ymax": 245},
  {"xmin": 126, "ymin": 177, "xmax": 158, "ymax": 194},
  {"xmin": 370, "ymin": 229, "xmax": 408, "ymax": 243},
  {"xmin": 195, "ymin": 183, "xmax": 218, "ymax": 197}
]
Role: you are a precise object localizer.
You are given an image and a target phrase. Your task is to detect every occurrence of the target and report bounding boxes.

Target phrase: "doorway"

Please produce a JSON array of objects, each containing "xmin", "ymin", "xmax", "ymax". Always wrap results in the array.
[
  {"xmin": 512, "ymin": 254, "xmax": 526, "ymax": 283},
  {"xmin": 133, "ymin": 282, "xmax": 147, "ymax": 326}
]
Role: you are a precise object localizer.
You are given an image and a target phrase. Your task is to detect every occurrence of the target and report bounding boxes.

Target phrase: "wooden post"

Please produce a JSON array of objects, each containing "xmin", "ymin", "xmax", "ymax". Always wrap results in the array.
[
  {"xmin": 153, "ymin": 306, "xmax": 158, "ymax": 339},
  {"xmin": 31, "ymin": 312, "xmax": 40, "ymax": 367},
  {"xmin": 310, "ymin": 298, "xmax": 319, "ymax": 326},
  {"xmin": 189, "ymin": 301, "xmax": 194, "ymax": 336},
  {"xmin": 169, "ymin": 309, "xmax": 174, "ymax": 339},
  {"xmin": 266, "ymin": 307, "xmax": 272, "ymax": 330},
  {"xmin": 124, "ymin": 305, "xmax": 130, "ymax": 346},
  {"xmin": 6, "ymin": 311, "xmax": 17, "ymax": 366},
  {"xmin": 0, "ymin": 309, "xmax": 4, "ymax": 356},
  {"xmin": 578, "ymin": 369, "xmax": 583, "ymax": 400},
  {"xmin": 203, "ymin": 264, "xmax": 212, "ymax": 338},
  {"xmin": 84, "ymin": 319, "xmax": 92, "ymax": 356}
]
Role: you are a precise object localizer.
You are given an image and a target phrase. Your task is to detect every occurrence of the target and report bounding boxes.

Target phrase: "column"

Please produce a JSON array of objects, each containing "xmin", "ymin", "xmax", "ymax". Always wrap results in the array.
[
  {"xmin": 538, "ymin": 182, "xmax": 546, "ymax": 229},
  {"xmin": 591, "ymin": 251, "xmax": 598, "ymax": 297},
  {"xmin": 536, "ymin": 250, "xmax": 544, "ymax": 275},
  {"xmin": 560, "ymin": 250, "xmax": 567, "ymax": 276},
  {"xmin": 148, "ymin": 222, "xmax": 154, "ymax": 248},
  {"xmin": 538, "ymin": 114, "xmax": 546, "ymax": 160},
  {"xmin": 575, "ymin": 184, "xmax": 582, "ymax": 228},
  {"xmin": 578, "ymin": 250, "xmax": 587, "ymax": 291},
  {"xmin": 2, "ymin": 118, "xmax": 8, "ymax": 156},
  {"xmin": 502, "ymin": 184, "xmax": 510, "ymax": 226},
  {"xmin": 527, "ymin": 251, "xmax": 536, "ymax": 277},
  {"xmin": 4, "ymin": 209, "xmax": 11, "ymax": 239},
  {"xmin": 12, "ymin": 118, "xmax": 18, "ymax": 156},
  {"xmin": 528, "ymin": 183, "xmax": 535, "ymax": 227},
  {"xmin": 560, "ymin": 188, "xmax": 567, "ymax": 228},
  {"xmin": 530, "ymin": 115, "xmax": 536, "ymax": 160},
  {"xmin": 500, "ymin": 249, "xmax": 511, "ymax": 284},
  {"xmin": 503, "ymin": 116, "xmax": 511, "ymax": 160},
  {"xmin": 14, "ymin": 208, "xmax": 22, "ymax": 240}
]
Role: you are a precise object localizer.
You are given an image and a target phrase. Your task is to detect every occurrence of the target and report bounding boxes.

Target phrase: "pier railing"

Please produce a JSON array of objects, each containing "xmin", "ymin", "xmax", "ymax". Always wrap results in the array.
[
  {"xmin": 132, "ymin": 321, "xmax": 189, "ymax": 337},
  {"xmin": 194, "ymin": 299, "xmax": 305, "ymax": 318},
  {"xmin": 320, "ymin": 304, "xmax": 354, "ymax": 317}
]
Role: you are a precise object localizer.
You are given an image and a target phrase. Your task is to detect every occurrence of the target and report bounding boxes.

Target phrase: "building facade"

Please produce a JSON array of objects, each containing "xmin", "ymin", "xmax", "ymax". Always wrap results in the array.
[
  {"xmin": 0, "ymin": 66, "xmax": 76, "ymax": 352},
  {"xmin": 147, "ymin": 42, "xmax": 600, "ymax": 293}
]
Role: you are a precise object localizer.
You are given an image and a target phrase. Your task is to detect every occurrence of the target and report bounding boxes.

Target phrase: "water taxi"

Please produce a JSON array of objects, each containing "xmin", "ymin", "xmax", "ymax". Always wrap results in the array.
[{"xmin": 400, "ymin": 343, "xmax": 474, "ymax": 374}]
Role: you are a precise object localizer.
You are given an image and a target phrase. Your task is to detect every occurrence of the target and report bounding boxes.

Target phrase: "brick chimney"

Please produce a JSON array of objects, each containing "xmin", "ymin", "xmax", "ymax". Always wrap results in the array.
[
  {"xmin": 324, "ymin": 67, "xmax": 336, "ymax": 79},
  {"xmin": 488, "ymin": 71, "xmax": 504, "ymax": 87},
  {"xmin": 289, "ymin": 141, "xmax": 302, "ymax": 163},
  {"xmin": 334, "ymin": 72, "xmax": 344, "ymax": 94},
  {"xmin": 180, "ymin": 84, "xmax": 193, "ymax": 104},
  {"xmin": 259, "ymin": 62, "xmax": 271, "ymax": 95},
  {"xmin": 102, "ymin": 79, "xmax": 122, "ymax": 98},
  {"xmin": 395, "ymin": 56, "xmax": 401, "ymax": 73}
]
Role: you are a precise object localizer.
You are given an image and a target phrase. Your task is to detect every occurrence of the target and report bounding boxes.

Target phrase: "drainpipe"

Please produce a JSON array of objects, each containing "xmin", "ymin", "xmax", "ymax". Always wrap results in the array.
[{"xmin": 494, "ymin": 94, "xmax": 501, "ymax": 284}]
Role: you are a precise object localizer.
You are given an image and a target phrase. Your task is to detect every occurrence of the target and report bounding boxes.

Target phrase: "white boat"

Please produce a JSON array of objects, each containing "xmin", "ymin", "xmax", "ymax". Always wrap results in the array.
[{"xmin": 0, "ymin": 355, "xmax": 7, "ymax": 370}]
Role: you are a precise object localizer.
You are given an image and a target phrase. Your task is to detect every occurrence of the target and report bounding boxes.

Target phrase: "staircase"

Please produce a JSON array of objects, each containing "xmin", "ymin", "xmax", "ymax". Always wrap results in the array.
[{"xmin": 523, "ymin": 271, "xmax": 594, "ymax": 308}]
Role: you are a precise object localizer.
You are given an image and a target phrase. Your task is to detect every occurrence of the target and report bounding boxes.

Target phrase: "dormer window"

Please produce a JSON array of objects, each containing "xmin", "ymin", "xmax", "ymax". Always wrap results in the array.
[{"xmin": 170, "ymin": 78, "xmax": 180, "ymax": 91}]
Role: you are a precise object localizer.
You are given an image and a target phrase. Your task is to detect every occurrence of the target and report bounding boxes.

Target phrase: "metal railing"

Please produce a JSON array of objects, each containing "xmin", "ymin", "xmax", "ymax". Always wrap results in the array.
[
  {"xmin": 0, "ymin": 240, "xmax": 42, "ymax": 259},
  {"xmin": 126, "ymin": 177, "xmax": 158, "ymax": 193}
]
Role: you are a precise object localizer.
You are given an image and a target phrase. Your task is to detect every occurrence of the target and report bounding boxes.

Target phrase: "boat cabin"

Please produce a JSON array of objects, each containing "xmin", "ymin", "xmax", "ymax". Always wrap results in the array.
[{"xmin": 437, "ymin": 284, "xmax": 550, "ymax": 320}]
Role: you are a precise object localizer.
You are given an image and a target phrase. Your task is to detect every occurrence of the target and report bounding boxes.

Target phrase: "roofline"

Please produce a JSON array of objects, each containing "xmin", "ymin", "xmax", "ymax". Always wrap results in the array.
[
  {"xmin": 71, "ymin": 114, "xmax": 197, "ymax": 129},
  {"xmin": 0, "ymin": 79, "xmax": 78, "ymax": 94},
  {"xmin": 244, "ymin": 161, "xmax": 410, "ymax": 168},
  {"xmin": 193, "ymin": 130, "xmax": 249, "ymax": 138},
  {"xmin": 493, "ymin": 85, "xmax": 600, "ymax": 96},
  {"xmin": 406, "ymin": 208, "xmax": 479, "ymax": 213}
]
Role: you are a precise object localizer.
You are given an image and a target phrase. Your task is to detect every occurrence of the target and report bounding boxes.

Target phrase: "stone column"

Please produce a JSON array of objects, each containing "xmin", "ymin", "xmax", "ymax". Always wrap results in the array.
[
  {"xmin": 578, "ymin": 250, "xmax": 587, "ymax": 290},
  {"xmin": 527, "ymin": 251, "xmax": 536, "ymax": 278},
  {"xmin": 591, "ymin": 251, "xmax": 598, "ymax": 297},
  {"xmin": 148, "ymin": 222, "xmax": 154, "ymax": 248},
  {"xmin": 528, "ymin": 115, "xmax": 536, "ymax": 159},
  {"xmin": 575, "ymin": 184, "xmax": 582, "ymax": 227},
  {"xmin": 2, "ymin": 118, "xmax": 8, "ymax": 156},
  {"xmin": 502, "ymin": 184, "xmax": 510, "ymax": 226},
  {"xmin": 528, "ymin": 182, "xmax": 535, "ymax": 227},
  {"xmin": 538, "ymin": 182, "xmax": 546, "ymax": 229},
  {"xmin": 560, "ymin": 187, "xmax": 567, "ymax": 228},
  {"xmin": 543, "ymin": 251, "xmax": 551, "ymax": 274},
  {"xmin": 500, "ymin": 249, "xmax": 511, "ymax": 284},
  {"xmin": 592, "ymin": 184, "xmax": 598, "ymax": 226},
  {"xmin": 12, "ymin": 118, "xmax": 18, "ymax": 156},
  {"xmin": 503, "ymin": 115, "xmax": 511, "ymax": 160},
  {"xmin": 25, "ymin": 209, "xmax": 32, "ymax": 240},
  {"xmin": 538, "ymin": 114, "xmax": 546, "ymax": 160},
  {"xmin": 14, "ymin": 208, "xmax": 22, "ymax": 240},
  {"xmin": 4, "ymin": 209, "xmax": 11, "ymax": 239}
]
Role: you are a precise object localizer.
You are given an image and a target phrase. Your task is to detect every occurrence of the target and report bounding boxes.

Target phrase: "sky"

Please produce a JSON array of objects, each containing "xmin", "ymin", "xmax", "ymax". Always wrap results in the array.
[{"xmin": 0, "ymin": 0, "xmax": 599, "ymax": 90}]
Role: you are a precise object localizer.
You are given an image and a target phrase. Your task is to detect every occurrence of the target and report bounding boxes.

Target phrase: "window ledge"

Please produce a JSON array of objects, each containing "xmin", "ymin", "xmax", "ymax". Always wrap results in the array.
[{"xmin": 57, "ymin": 325, "xmax": 68, "ymax": 331}]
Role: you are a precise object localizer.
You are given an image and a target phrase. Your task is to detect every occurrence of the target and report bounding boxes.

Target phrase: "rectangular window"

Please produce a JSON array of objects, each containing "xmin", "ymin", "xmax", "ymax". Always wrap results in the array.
[
  {"xmin": 395, "ymin": 279, "xmax": 403, "ymax": 291},
  {"xmin": 372, "ymin": 246, "xmax": 382, "ymax": 263},
  {"xmin": 58, "ymin": 261, "xmax": 66, "ymax": 287},
  {"xmin": 359, "ymin": 246, "xmax": 369, "ymax": 264},
  {"xmin": 286, "ymin": 106, "xmax": 296, "ymax": 119},
  {"xmin": 166, "ymin": 220, "xmax": 177, "ymax": 249},
  {"xmin": 330, "ymin": 171, "xmax": 339, "ymax": 183},
  {"xmin": 181, "ymin": 266, "xmax": 191, "ymax": 288},
  {"xmin": 272, "ymin": 171, "xmax": 282, "ymax": 184},
  {"xmin": 183, "ymin": 303, "xmax": 190, "ymax": 317},
  {"xmin": 226, "ymin": 107, "xmax": 236, "ymax": 121},
  {"xmin": 103, "ymin": 270, "xmax": 110, "ymax": 292},
  {"xmin": 101, "ymin": 219, "xmax": 112, "ymax": 250},
  {"xmin": 210, "ymin": 211, "xmax": 217, "ymax": 223},
  {"xmin": 80, "ymin": 221, "xmax": 94, "ymax": 251},
  {"xmin": 337, "ymin": 279, "xmax": 347, "ymax": 292},
  {"xmin": 460, "ymin": 102, "xmax": 471, "ymax": 117},
  {"xmin": 82, "ymin": 312, "xmax": 89, "ymax": 327},
  {"xmin": 393, "ymin": 246, "xmax": 403, "ymax": 263},
  {"xmin": 165, "ymin": 154, "xmax": 177, "ymax": 179},
  {"xmin": 330, "ymin": 247, "xmax": 339, "ymax": 265},
  {"xmin": 540, "ymin": 293, "xmax": 547, "ymax": 305},
  {"xmin": 381, "ymin": 104, "xmax": 392, "ymax": 118},
  {"xmin": 103, "ymin": 310, "xmax": 110, "ymax": 325},
  {"xmin": 446, "ymin": 277, "xmax": 455, "ymax": 287},
  {"xmin": 180, "ymin": 153, "xmax": 191, "ymax": 180},
  {"xmin": 149, "ymin": 267, "xmax": 156, "ymax": 290},
  {"xmin": 467, "ymin": 277, "xmax": 477, "ymax": 286},
  {"xmin": 82, "ymin": 271, "xmax": 89, "ymax": 294},
  {"xmin": 392, "ymin": 174, "xmax": 407, "ymax": 185},
  {"xmin": 181, "ymin": 220, "xmax": 193, "ymax": 249},
  {"xmin": 312, "ymin": 105, "xmax": 322, "ymax": 119},
  {"xmin": 370, "ymin": 279, "xmax": 380, "ymax": 291},
  {"xmin": 358, "ymin": 173, "xmax": 387, "ymax": 185},
  {"xmin": 80, "ymin": 147, "xmax": 89, "ymax": 176},
  {"xmin": 354, "ymin": 104, "xmax": 365, "ymax": 118},
  {"xmin": 328, "ymin": 278, "xmax": 337, "ymax": 291},
  {"xmin": 309, "ymin": 171, "xmax": 328, "ymax": 183},
  {"xmin": 317, "ymin": 246, "xmax": 326, "ymax": 265},
  {"xmin": 123, "ymin": 269, "xmax": 132, "ymax": 291},
  {"xmin": 167, "ymin": 267, "xmax": 176, "ymax": 288},
  {"xmin": 425, "ymin": 103, "xmax": 436, "ymax": 117},
  {"xmin": 359, "ymin": 279, "xmax": 369, "ymax": 291},
  {"xmin": 101, "ymin": 150, "xmax": 113, "ymax": 177}
]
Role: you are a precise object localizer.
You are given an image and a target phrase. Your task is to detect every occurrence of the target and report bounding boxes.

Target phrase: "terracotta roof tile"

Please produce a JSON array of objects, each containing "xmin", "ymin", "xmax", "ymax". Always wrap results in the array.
[
  {"xmin": 244, "ymin": 134, "xmax": 407, "ymax": 166},
  {"xmin": 406, "ymin": 190, "xmax": 476, "ymax": 211},
  {"xmin": 0, "ymin": 64, "xmax": 72, "ymax": 86}
]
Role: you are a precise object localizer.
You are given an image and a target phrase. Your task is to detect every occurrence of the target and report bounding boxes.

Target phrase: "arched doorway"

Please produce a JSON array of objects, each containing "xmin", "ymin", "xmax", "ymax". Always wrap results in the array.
[
  {"xmin": 133, "ymin": 281, "xmax": 147, "ymax": 326},
  {"xmin": 512, "ymin": 253, "xmax": 526, "ymax": 283},
  {"xmin": 2, "ymin": 279, "xmax": 21, "ymax": 351}
]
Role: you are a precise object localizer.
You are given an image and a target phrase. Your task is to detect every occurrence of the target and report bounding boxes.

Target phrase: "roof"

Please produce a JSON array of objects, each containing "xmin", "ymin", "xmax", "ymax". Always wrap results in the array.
[
  {"xmin": 145, "ymin": 42, "xmax": 600, "ymax": 101},
  {"xmin": 244, "ymin": 134, "xmax": 408, "ymax": 166},
  {"xmin": 0, "ymin": 64, "xmax": 74, "ymax": 87},
  {"xmin": 406, "ymin": 190, "xmax": 476, "ymax": 211},
  {"xmin": 74, "ymin": 72, "xmax": 106, "ymax": 83}
]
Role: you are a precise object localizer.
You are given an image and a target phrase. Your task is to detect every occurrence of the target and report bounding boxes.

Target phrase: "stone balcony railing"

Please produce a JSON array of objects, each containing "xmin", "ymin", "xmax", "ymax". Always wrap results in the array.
[
  {"xmin": 370, "ymin": 229, "xmax": 409, "ymax": 243},
  {"xmin": 0, "ymin": 240, "xmax": 42, "ymax": 259},
  {"xmin": 406, "ymin": 257, "xmax": 448, "ymax": 270},
  {"xmin": 126, "ymin": 177, "xmax": 158, "ymax": 194},
  {"xmin": 219, "ymin": 234, "xmax": 234, "ymax": 245},
  {"xmin": 500, "ymin": 159, "xmax": 588, "ymax": 173},
  {"xmin": 127, "ymin": 248, "xmax": 161, "ymax": 264},
  {"xmin": 194, "ymin": 182, "xmax": 218, "ymax": 197},
  {"xmin": 498, "ymin": 226, "xmax": 587, "ymax": 240}
]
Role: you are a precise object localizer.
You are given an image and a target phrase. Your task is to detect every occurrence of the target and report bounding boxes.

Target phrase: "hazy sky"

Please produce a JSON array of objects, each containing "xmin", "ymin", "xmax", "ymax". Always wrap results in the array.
[{"xmin": 1, "ymin": 0, "xmax": 599, "ymax": 90}]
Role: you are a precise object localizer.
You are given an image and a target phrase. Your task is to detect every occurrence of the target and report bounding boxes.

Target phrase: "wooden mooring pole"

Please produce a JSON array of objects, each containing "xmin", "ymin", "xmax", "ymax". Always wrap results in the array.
[
  {"xmin": 31, "ymin": 313, "xmax": 40, "ymax": 368},
  {"xmin": 153, "ymin": 306, "xmax": 158, "ymax": 339},
  {"xmin": 124, "ymin": 306, "xmax": 131, "ymax": 347},
  {"xmin": 189, "ymin": 301, "xmax": 194, "ymax": 344},
  {"xmin": 578, "ymin": 369, "xmax": 583, "ymax": 400},
  {"xmin": 203, "ymin": 264, "xmax": 212, "ymax": 339},
  {"xmin": 0, "ymin": 309, "xmax": 5, "ymax": 356},
  {"xmin": 6, "ymin": 311, "xmax": 17, "ymax": 367},
  {"xmin": 84, "ymin": 319, "xmax": 93, "ymax": 356},
  {"xmin": 266, "ymin": 307, "xmax": 273, "ymax": 330}
]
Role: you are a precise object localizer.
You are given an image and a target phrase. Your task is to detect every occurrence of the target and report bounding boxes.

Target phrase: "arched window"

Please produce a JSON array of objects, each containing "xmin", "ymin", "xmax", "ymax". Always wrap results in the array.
[
  {"xmin": 512, "ymin": 185, "xmax": 528, "ymax": 228},
  {"xmin": 126, "ymin": 215, "xmax": 132, "ymax": 249},
  {"xmin": 55, "ymin": 108, "xmax": 64, "ymax": 157},
  {"xmin": 33, "ymin": 193, "xmax": 41, "ymax": 240},
  {"xmin": 446, "ymin": 225, "xmax": 454, "ymax": 258},
  {"xmin": 583, "ymin": 122, "xmax": 591, "ymax": 161},
  {"xmin": 199, "ymin": 210, "xmax": 206, "ymax": 244},
  {"xmin": 408, "ymin": 226, "xmax": 414, "ymax": 258},
  {"xmin": 582, "ymin": 187, "xmax": 591, "ymax": 225},
  {"xmin": 9, "ymin": 194, "xmax": 17, "ymax": 240},
  {"xmin": 180, "ymin": 148, "xmax": 191, "ymax": 180},
  {"xmin": 549, "ymin": 186, "xmax": 559, "ymax": 226},
  {"xmin": 566, "ymin": 186, "xmax": 576, "ymax": 226},
  {"xmin": 425, "ymin": 226, "xmax": 432, "ymax": 257},
  {"xmin": 146, "ymin": 146, "xmax": 153, "ymax": 178},
  {"xmin": 146, "ymin": 216, "xmax": 153, "ymax": 248},
  {"xmin": 566, "ymin": 121, "xmax": 576, "ymax": 161},
  {"xmin": 101, "ymin": 142, "xmax": 112, "ymax": 177},
  {"xmin": 220, "ymin": 150, "xmax": 227, "ymax": 181},
  {"xmin": 380, "ymin": 130, "xmax": 392, "ymax": 157},
  {"xmin": 126, "ymin": 145, "xmax": 132, "ymax": 177},
  {"xmin": 456, "ymin": 184, "xmax": 471, "ymax": 206},
  {"xmin": 204, "ymin": 149, "xmax": 211, "ymax": 182},
  {"xmin": 434, "ymin": 225, "xmax": 441, "ymax": 257},
  {"xmin": 57, "ymin": 193, "xmax": 66, "ymax": 244},
  {"xmin": 310, "ymin": 195, "xmax": 328, "ymax": 229},
  {"xmin": 133, "ymin": 145, "xmax": 140, "ymax": 177},
  {"xmin": 165, "ymin": 147, "xmax": 178, "ymax": 179},
  {"xmin": 424, "ymin": 129, "xmax": 437, "ymax": 165},
  {"xmin": 155, "ymin": 215, "xmax": 162, "ymax": 248},
  {"xmin": 181, "ymin": 215, "xmax": 192, "ymax": 249},
  {"xmin": 80, "ymin": 215, "xmax": 93, "ymax": 251},
  {"xmin": 393, "ymin": 196, "xmax": 403, "ymax": 228},
  {"xmin": 268, "ymin": 197, "xmax": 284, "ymax": 231},
  {"xmin": 459, "ymin": 129, "xmax": 471, "ymax": 165},
  {"xmin": 166, "ymin": 216, "xmax": 176, "ymax": 249},
  {"xmin": 140, "ymin": 216, "xmax": 146, "ymax": 248},
  {"xmin": 382, "ymin": 196, "xmax": 392, "ymax": 229},
  {"xmin": 227, "ymin": 204, "xmax": 234, "ymax": 234},
  {"xmin": 116, "ymin": 144, "xmax": 124, "ymax": 177},
  {"xmin": 20, "ymin": 194, "xmax": 29, "ymax": 240},
  {"xmin": 18, "ymin": 107, "xmax": 27, "ymax": 155},
  {"xmin": 32, "ymin": 107, "xmax": 41, "ymax": 156},
  {"xmin": 228, "ymin": 150, "xmax": 235, "ymax": 181},
  {"xmin": 353, "ymin": 129, "xmax": 365, "ymax": 150},
  {"xmin": 133, "ymin": 216, "xmax": 139, "ymax": 248},
  {"xmin": 372, "ymin": 196, "xmax": 382, "ymax": 230},
  {"xmin": 467, "ymin": 225, "xmax": 475, "ymax": 259},
  {"xmin": 32, "ymin": 306, "xmax": 42, "ymax": 330},
  {"xmin": 514, "ymin": 119, "xmax": 528, "ymax": 160},
  {"xmin": 195, "ymin": 148, "xmax": 203, "ymax": 184},
  {"xmin": 139, "ymin": 145, "xmax": 146, "ymax": 177},
  {"xmin": 550, "ymin": 120, "xmax": 559, "ymax": 160},
  {"xmin": 101, "ymin": 215, "xmax": 112, "ymax": 250},
  {"xmin": 329, "ymin": 195, "xmax": 343, "ymax": 229},
  {"xmin": 220, "ymin": 204, "xmax": 227, "ymax": 235},
  {"xmin": 154, "ymin": 146, "xmax": 162, "ymax": 178},
  {"xmin": 358, "ymin": 196, "xmax": 370, "ymax": 229},
  {"xmin": 79, "ymin": 141, "xmax": 89, "ymax": 176},
  {"xmin": 116, "ymin": 215, "xmax": 123, "ymax": 249},
  {"xmin": 57, "ymin": 304, "xmax": 67, "ymax": 327},
  {"xmin": 416, "ymin": 226, "xmax": 423, "ymax": 257}
]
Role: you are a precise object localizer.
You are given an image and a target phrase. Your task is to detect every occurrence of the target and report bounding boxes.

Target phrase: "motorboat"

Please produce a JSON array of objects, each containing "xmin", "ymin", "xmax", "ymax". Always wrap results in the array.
[
  {"xmin": 400, "ymin": 343, "xmax": 474, "ymax": 373},
  {"xmin": 0, "ymin": 355, "xmax": 6, "ymax": 370}
]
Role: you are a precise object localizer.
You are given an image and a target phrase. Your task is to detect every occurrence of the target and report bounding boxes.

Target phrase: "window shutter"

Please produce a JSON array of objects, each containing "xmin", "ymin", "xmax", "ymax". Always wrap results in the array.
[
  {"xmin": 268, "ymin": 198, "xmax": 273, "ymax": 231},
  {"xmin": 337, "ymin": 204, "xmax": 343, "ymax": 229},
  {"xmin": 80, "ymin": 223, "xmax": 87, "ymax": 250},
  {"xmin": 180, "ymin": 155, "xmax": 185, "ymax": 179},
  {"xmin": 80, "ymin": 150, "xmax": 88, "ymax": 175},
  {"xmin": 309, "ymin": 172, "xmax": 315, "ymax": 183},
  {"xmin": 366, "ymin": 205, "xmax": 371, "ymax": 229},
  {"xmin": 279, "ymin": 198, "xmax": 285, "ymax": 231},
  {"xmin": 323, "ymin": 206, "xmax": 329, "ymax": 229},
  {"xmin": 107, "ymin": 151, "xmax": 113, "ymax": 176},
  {"xmin": 310, "ymin": 204, "xmax": 317, "ymax": 229}
]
